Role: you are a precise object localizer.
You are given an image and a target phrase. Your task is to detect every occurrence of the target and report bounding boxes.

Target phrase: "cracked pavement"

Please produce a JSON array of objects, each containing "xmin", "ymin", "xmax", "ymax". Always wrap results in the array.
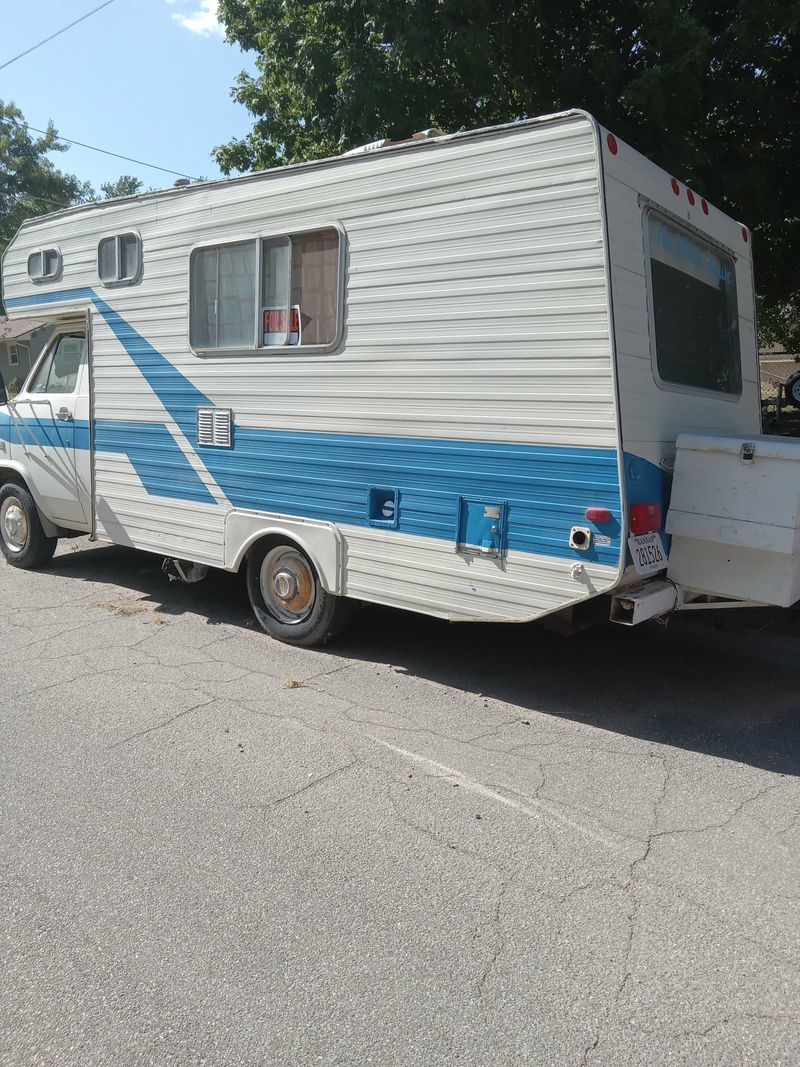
[{"xmin": 1, "ymin": 539, "xmax": 799, "ymax": 1067}]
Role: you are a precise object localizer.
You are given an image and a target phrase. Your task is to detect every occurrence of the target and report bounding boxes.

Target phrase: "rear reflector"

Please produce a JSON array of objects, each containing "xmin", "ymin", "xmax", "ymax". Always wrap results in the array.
[
  {"xmin": 629, "ymin": 502, "xmax": 662, "ymax": 534},
  {"xmin": 585, "ymin": 507, "xmax": 612, "ymax": 523}
]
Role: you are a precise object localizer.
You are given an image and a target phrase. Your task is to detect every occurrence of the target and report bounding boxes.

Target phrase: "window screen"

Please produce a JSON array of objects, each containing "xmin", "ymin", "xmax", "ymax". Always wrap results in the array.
[
  {"xmin": 648, "ymin": 214, "xmax": 741, "ymax": 395},
  {"xmin": 190, "ymin": 228, "xmax": 341, "ymax": 352},
  {"xmin": 98, "ymin": 233, "xmax": 141, "ymax": 284}
]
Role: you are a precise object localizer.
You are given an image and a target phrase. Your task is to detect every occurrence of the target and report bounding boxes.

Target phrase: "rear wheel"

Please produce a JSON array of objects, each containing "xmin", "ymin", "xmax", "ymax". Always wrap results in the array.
[
  {"xmin": 0, "ymin": 483, "xmax": 57, "ymax": 568},
  {"xmin": 246, "ymin": 540, "xmax": 354, "ymax": 647},
  {"xmin": 786, "ymin": 371, "xmax": 800, "ymax": 408}
]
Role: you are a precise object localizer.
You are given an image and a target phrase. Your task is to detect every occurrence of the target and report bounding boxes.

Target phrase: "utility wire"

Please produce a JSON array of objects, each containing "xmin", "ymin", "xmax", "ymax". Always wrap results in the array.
[
  {"xmin": 0, "ymin": 117, "xmax": 199, "ymax": 180},
  {"xmin": 2, "ymin": 190, "xmax": 74, "ymax": 210},
  {"xmin": 0, "ymin": 0, "xmax": 119, "ymax": 72}
]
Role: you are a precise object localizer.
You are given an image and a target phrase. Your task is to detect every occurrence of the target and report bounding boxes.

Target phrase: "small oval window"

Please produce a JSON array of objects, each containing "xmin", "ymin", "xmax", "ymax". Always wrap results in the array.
[{"xmin": 27, "ymin": 248, "xmax": 61, "ymax": 282}]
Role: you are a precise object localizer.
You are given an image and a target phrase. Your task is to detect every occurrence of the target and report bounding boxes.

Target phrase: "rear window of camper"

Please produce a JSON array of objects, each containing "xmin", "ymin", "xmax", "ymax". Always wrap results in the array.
[
  {"xmin": 190, "ymin": 228, "xmax": 341, "ymax": 352},
  {"xmin": 647, "ymin": 214, "xmax": 741, "ymax": 396}
]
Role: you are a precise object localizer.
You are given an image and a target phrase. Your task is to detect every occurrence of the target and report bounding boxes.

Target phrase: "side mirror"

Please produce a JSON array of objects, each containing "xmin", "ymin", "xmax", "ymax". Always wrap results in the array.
[{"xmin": 0, "ymin": 371, "xmax": 7, "ymax": 407}]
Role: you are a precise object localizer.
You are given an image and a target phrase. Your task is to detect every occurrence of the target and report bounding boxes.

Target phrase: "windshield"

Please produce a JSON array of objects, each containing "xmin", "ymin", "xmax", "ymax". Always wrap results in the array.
[{"xmin": 648, "ymin": 214, "xmax": 741, "ymax": 396}]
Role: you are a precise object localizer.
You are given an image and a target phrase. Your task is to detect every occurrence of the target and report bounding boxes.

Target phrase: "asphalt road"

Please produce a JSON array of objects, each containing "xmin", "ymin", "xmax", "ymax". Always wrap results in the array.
[{"xmin": 1, "ymin": 539, "xmax": 799, "ymax": 1067}]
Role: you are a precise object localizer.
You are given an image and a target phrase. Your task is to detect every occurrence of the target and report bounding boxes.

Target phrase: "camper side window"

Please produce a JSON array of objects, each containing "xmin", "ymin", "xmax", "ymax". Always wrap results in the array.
[
  {"xmin": 647, "ymin": 214, "xmax": 741, "ymax": 396},
  {"xmin": 190, "ymin": 227, "xmax": 342, "ymax": 352},
  {"xmin": 98, "ymin": 233, "xmax": 142, "ymax": 285},
  {"xmin": 27, "ymin": 248, "xmax": 61, "ymax": 282},
  {"xmin": 190, "ymin": 241, "xmax": 258, "ymax": 349}
]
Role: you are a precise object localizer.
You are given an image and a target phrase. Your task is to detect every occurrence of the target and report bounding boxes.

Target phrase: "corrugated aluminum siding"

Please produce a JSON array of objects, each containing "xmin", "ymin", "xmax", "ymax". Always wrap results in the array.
[{"xmin": 3, "ymin": 114, "xmax": 623, "ymax": 621}]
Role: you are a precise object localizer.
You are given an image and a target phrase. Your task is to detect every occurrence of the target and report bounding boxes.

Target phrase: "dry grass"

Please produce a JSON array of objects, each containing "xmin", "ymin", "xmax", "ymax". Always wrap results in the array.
[{"xmin": 94, "ymin": 600, "xmax": 150, "ymax": 617}]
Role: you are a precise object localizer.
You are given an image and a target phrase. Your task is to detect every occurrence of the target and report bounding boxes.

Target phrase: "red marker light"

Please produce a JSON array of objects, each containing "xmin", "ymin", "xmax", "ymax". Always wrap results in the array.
[
  {"xmin": 607, "ymin": 133, "xmax": 618, "ymax": 155},
  {"xmin": 671, "ymin": 178, "xmax": 680, "ymax": 196},
  {"xmin": 701, "ymin": 198, "xmax": 709, "ymax": 215},
  {"xmin": 629, "ymin": 502, "xmax": 662, "ymax": 535},
  {"xmin": 742, "ymin": 227, "xmax": 749, "ymax": 243},
  {"xmin": 585, "ymin": 507, "xmax": 612, "ymax": 523},
  {"xmin": 687, "ymin": 189, "xmax": 695, "ymax": 205}
]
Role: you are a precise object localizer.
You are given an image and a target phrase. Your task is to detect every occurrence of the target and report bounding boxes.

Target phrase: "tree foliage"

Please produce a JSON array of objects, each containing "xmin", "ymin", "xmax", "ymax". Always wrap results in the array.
[
  {"xmin": 0, "ymin": 100, "xmax": 93, "ymax": 257},
  {"xmin": 215, "ymin": 0, "xmax": 800, "ymax": 350},
  {"xmin": 100, "ymin": 174, "xmax": 143, "ymax": 199},
  {"xmin": 0, "ymin": 102, "xmax": 147, "ymax": 312}
]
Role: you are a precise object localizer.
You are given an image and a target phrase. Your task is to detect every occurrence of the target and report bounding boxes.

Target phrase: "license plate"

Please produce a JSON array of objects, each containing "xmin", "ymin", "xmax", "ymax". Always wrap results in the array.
[{"xmin": 628, "ymin": 532, "xmax": 668, "ymax": 576}]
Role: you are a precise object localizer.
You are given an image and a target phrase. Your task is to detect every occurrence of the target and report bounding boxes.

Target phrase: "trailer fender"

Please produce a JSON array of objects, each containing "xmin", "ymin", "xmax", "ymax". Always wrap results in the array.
[
  {"xmin": 224, "ymin": 511, "xmax": 344, "ymax": 595},
  {"xmin": 0, "ymin": 460, "xmax": 60, "ymax": 539}
]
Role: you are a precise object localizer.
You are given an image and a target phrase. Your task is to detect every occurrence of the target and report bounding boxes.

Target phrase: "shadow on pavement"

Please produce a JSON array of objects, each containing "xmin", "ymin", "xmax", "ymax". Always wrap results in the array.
[{"xmin": 47, "ymin": 541, "xmax": 800, "ymax": 777}]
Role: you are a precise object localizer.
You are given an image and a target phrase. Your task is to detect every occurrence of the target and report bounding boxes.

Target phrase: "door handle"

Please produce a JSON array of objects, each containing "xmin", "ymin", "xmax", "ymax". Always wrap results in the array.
[{"xmin": 56, "ymin": 407, "xmax": 73, "ymax": 422}]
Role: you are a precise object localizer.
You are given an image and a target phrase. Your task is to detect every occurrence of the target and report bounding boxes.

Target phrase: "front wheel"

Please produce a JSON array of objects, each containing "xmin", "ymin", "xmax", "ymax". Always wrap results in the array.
[
  {"xmin": 246, "ymin": 540, "xmax": 354, "ymax": 647},
  {"xmin": 0, "ymin": 483, "xmax": 58, "ymax": 568}
]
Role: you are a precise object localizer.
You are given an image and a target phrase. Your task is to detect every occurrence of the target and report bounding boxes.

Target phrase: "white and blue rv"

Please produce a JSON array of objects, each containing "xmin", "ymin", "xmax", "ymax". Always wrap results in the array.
[{"xmin": 2, "ymin": 111, "xmax": 799, "ymax": 645}]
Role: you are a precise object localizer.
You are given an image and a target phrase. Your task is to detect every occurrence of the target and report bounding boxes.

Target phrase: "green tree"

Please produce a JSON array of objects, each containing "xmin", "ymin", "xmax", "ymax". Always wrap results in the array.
[
  {"xmin": 0, "ymin": 100, "xmax": 94, "ymax": 257},
  {"xmin": 215, "ymin": 0, "xmax": 800, "ymax": 351},
  {"xmin": 100, "ymin": 174, "xmax": 143, "ymax": 199}
]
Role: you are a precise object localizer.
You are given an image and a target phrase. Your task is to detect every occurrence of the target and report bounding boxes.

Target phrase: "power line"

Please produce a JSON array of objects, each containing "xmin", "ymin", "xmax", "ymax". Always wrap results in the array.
[
  {"xmin": 2, "ymin": 190, "xmax": 73, "ymax": 210},
  {"xmin": 0, "ymin": 0, "xmax": 119, "ymax": 73},
  {"xmin": 0, "ymin": 117, "xmax": 199, "ymax": 181}
]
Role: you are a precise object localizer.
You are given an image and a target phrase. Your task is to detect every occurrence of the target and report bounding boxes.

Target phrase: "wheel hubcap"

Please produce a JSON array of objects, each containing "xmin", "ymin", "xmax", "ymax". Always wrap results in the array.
[
  {"xmin": 1, "ymin": 497, "xmax": 28, "ymax": 553},
  {"xmin": 791, "ymin": 378, "xmax": 800, "ymax": 404},
  {"xmin": 260, "ymin": 547, "xmax": 315, "ymax": 624}
]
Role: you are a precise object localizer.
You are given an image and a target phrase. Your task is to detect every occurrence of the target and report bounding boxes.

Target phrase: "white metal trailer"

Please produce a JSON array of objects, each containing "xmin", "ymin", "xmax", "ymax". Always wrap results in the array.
[{"xmin": 1, "ymin": 110, "xmax": 797, "ymax": 644}]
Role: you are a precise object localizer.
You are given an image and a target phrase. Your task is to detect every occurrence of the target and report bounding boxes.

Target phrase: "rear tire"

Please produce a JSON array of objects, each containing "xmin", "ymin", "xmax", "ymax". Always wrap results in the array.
[
  {"xmin": 786, "ymin": 371, "xmax": 800, "ymax": 408},
  {"xmin": 246, "ymin": 539, "xmax": 354, "ymax": 647},
  {"xmin": 0, "ymin": 483, "xmax": 58, "ymax": 569}
]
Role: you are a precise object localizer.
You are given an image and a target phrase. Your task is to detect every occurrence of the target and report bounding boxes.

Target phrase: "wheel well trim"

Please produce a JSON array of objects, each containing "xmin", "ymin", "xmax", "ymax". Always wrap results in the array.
[{"xmin": 224, "ymin": 511, "xmax": 344, "ymax": 594}]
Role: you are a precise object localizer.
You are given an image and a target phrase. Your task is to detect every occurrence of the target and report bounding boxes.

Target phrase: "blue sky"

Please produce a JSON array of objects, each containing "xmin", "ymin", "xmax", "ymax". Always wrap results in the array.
[{"xmin": 1, "ymin": 0, "xmax": 258, "ymax": 191}]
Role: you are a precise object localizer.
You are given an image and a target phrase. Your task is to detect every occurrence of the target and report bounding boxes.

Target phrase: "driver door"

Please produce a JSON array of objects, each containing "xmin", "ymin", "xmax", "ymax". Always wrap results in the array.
[{"xmin": 11, "ymin": 330, "xmax": 91, "ymax": 529}]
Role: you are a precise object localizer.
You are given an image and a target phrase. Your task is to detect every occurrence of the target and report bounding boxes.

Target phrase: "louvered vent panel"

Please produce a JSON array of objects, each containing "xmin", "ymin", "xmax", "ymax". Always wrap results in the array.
[{"xmin": 197, "ymin": 407, "xmax": 232, "ymax": 448}]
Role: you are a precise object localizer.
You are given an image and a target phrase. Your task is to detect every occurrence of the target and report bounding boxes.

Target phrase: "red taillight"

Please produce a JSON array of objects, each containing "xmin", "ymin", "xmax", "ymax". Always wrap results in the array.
[
  {"xmin": 585, "ymin": 507, "xmax": 612, "ymax": 523},
  {"xmin": 701, "ymin": 198, "xmax": 709, "ymax": 215},
  {"xmin": 687, "ymin": 189, "xmax": 695, "ymax": 205},
  {"xmin": 671, "ymin": 178, "xmax": 680, "ymax": 196},
  {"xmin": 742, "ymin": 227, "xmax": 749, "ymax": 243},
  {"xmin": 629, "ymin": 502, "xmax": 662, "ymax": 535},
  {"xmin": 607, "ymin": 133, "xmax": 618, "ymax": 155}
]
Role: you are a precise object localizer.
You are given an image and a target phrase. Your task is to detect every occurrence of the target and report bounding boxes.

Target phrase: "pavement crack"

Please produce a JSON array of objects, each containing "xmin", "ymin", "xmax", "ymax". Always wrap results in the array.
[
  {"xmin": 107, "ymin": 696, "xmax": 215, "ymax": 749},
  {"xmin": 580, "ymin": 754, "xmax": 671, "ymax": 1066},
  {"xmin": 244, "ymin": 759, "xmax": 358, "ymax": 813},
  {"xmin": 650, "ymin": 779, "xmax": 792, "ymax": 844}
]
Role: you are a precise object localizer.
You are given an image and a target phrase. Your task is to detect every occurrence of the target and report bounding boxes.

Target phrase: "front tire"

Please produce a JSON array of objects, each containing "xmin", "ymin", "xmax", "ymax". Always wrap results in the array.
[
  {"xmin": 0, "ymin": 483, "xmax": 58, "ymax": 569},
  {"xmin": 246, "ymin": 540, "xmax": 354, "ymax": 647}
]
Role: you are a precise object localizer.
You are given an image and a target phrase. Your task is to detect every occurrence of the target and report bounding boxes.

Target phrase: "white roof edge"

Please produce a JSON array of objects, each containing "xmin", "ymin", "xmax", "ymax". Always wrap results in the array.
[{"xmin": 14, "ymin": 110, "xmax": 596, "ymax": 229}]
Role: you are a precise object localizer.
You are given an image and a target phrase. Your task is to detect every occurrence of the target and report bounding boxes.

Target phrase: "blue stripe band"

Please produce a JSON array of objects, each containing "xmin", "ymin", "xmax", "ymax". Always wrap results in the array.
[{"xmin": 2, "ymin": 286, "xmax": 625, "ymax": 564}]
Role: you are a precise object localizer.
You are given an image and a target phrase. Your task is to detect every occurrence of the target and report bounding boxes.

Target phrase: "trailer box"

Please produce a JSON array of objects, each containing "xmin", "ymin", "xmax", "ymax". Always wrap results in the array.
[{"xmin": 667, "ymin": 433, "xmax": 800, "ymax": 607}]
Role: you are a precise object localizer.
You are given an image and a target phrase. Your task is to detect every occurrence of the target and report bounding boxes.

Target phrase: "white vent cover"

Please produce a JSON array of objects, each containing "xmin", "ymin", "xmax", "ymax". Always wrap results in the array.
[{"xmin": 197, "ymin": 407, "xmax": 232, "ymax": 448}]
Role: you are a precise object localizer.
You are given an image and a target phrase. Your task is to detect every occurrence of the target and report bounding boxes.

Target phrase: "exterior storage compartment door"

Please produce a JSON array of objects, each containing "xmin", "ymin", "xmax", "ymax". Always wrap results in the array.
[{"xmin": 666, "ymin": 433, "xmax": 800, "ymax": 607}]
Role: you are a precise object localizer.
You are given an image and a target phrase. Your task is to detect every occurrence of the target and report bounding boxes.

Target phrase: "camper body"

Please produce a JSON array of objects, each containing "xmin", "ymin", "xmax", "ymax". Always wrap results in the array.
[{"xmin": 1, "ymin": 110, "xmax": 796, "ymax": 644}]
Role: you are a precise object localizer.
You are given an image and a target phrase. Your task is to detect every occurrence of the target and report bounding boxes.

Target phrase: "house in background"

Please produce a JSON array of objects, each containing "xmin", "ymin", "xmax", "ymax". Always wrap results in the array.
[{"xmin": 0, "ymin": 316, "xmax": 52, "ymax": 391}]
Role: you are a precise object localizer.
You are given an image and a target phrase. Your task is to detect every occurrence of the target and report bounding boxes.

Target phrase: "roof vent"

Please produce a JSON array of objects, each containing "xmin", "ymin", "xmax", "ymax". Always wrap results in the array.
[{"xmin": 342, "ymin": 128, "xmax": 444, "ymax": 157}]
